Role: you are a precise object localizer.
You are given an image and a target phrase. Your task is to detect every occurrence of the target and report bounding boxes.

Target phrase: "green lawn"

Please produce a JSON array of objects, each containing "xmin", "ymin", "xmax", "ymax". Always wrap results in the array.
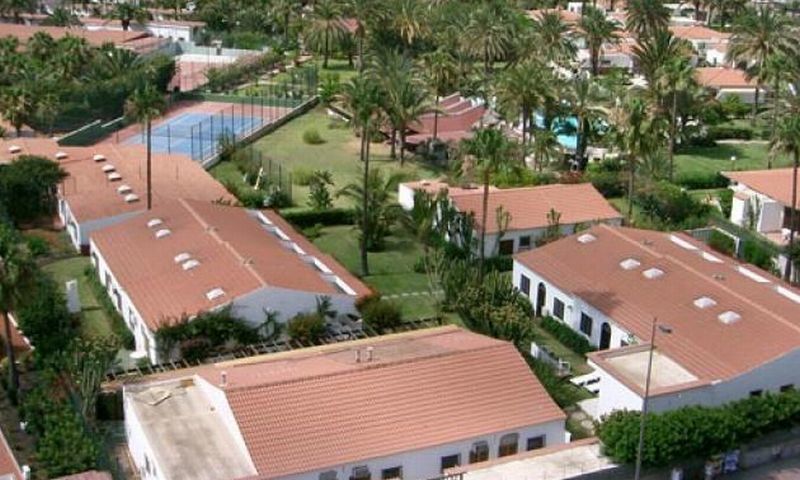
[
  {"xmin": 211, "ymin": 108, "xmax": 441, "ymax": 210},
  {"xmin": 674, "ymin": 143, "xmax": 789, "ymax": 177},
  {"xmin": 42, "ymin": 257, "xmax": 114, "ymax": 339},
  {"xmin": 530, "ymin": 322, "xmax": 593, "ymax": 376}
]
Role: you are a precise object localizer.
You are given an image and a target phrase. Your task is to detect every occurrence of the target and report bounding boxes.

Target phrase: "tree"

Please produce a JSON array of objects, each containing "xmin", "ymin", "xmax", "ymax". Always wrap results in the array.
[
  {"xmin": 659, "ymin": 57, "xmax": 696, "ymax": 181},
  {"xmin": 626, "ymin": 0, "xmax": 670, "ymax": 40},
  {"xmin": 65, "ymin": 337, "xmax": 119, "ymax": 423},
  {"xmin": 727, "ymin": 8, "xmax": 793, "ymax": 123},
  {"xmin": 496, "ymin": 60, "xmax": 551, "ymax": 152},
  {"xmin": 609, "ymin": 93, "xmax": 655, "ymax": 220},
  {"xmin": 15, "ymin": 273, "xmax": 73, "ymax": 358},
  {"xmin": 338, "ymin": 76, "xmax": 381, "ymax": 276},
  {"xmin": 304, "ymin": 0, "xmax": 346, "ymax": 69},
  {"xmin": 633, "ymin": 29, "xmax": 692, "ymax": 88},
  {"xmin": 391, "ymin": 0, "xmax": 428, "ymax": 49},
  {"xmin": 337, "ymin": 169, "xmax": 405, "ymax": 252},
  {"xmin": 462, "ymin": 3, "xmax": 513, "ymax": 73},
  {"xmin": 370, "ymin": 48, "xmax": 412, "ymax": 160},
  {"xmin": 0, "ymin": 0, "xmax": 35, "ymax": 23},
  {"xmin": 531, "ymin": 11, "xmax": 577, "ymax": 67},
  {"xmin": 125, "ymin": 85, "xmax": 165, "ymax": 210},
  {"xmin": 307, "ymin": 170, "xmax": 334, "ymax": 210},
  {"xmin": 567, "ymin": 74, "xmax": 606, "ymax": 169},
  {"xmin": 530, "ymin": 128, "xmax": 562, "ymax": 171},
  {"xmin": 580, "ymin": 6, "xmax": 619, "ymax": 76},
  {"xmin": 0, "ymin": 86, "xmax": 32, "ymax": 137},
  {"xmin": 111, "ymin": 2, "xmax": 148, "ymax": 31},
  {"xmin": 0, "ymin": 155, "xmax": 66, "ymax": 225},
  {"xmin": 386, "ymin": 76, "xmax": 432, "ymax": 166},
  {"xmin": 770, "ymin": 112, "xmax": 800, "ymax": 282},
  {"xmin": 344, "ymin": 0, "xmax": 384, "ymax": 71},
  {"xmin": 461, "ymin": 127, "xmax": 514, "ymax": 272},
  {"xmin": 0, "ymin": 223, "xmax": 35, "ymax": 394},
  {"xmin": 419, "ymin": 48, "xmax": 457, "ymax": 143}
]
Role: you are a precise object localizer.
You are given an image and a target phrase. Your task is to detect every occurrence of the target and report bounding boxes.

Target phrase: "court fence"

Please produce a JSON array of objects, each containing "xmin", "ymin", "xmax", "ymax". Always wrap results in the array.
[{"xmin": 58, "ymin": 117, "xmax": 128, "ymax": 147}]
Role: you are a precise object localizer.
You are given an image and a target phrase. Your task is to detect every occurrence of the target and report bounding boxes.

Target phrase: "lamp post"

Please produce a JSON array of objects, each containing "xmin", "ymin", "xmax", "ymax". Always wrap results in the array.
[{"xmin": 634, "ymin": 318, "xmax": 673, "ymax": 480}]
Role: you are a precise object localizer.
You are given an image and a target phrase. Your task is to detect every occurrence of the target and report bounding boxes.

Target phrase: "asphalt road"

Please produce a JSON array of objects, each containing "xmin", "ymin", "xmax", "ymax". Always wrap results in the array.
[{"xmin": 726, "ymin": 456, "xmax": 800, "ymax": 480}]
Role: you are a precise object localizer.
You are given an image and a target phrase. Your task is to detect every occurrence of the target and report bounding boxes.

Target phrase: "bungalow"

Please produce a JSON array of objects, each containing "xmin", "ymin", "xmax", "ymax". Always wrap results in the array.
[
  {"xmin": 0, "ymin": 138, "xmax": 232, "ymax": 253},
  {"xmin": 90, "ymin": 199, "xmax": 371, "ymax": 363},
  {"xmin": 669, "ymin": 25, "xmax": 731, "ymax": 60},
  {"xmin": 0, "ymin": 23, "xmax": 164, "ymax": 54},
  {"xmin": 399, "ymin": 181, "xmax": 622, "ymax": 257},
  {"xmin": 403, "ymin": 93, "xmax": 487, "ymax": 147},
  {"xmin": 123, "ymin": 326, "xmax": 567, "ymax": 480},
  {"xmin": 513, "ymin": 225, "xmax": 800, "ymax": 420},
  {"xmin": 696, "ymin": 67, "xmax": 764, "ymax": 104}
]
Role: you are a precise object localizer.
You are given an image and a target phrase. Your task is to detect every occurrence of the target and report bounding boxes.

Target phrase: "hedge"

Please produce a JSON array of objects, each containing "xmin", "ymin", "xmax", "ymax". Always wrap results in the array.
[
  {"xmin": 598, "ymin": 389, "xmax": 800, "ymax": 467},
  {"xmin": 674, "ymin": 172, "xmax": 729, "ymax": 190},
  {"xmin": 279, "ymin": 208, "xmax": 355, "ymax": 228},
  {"xmin": 707, "ymin": 125, "xmax": 753, "ymax": 141},
  {"xmin": 708, "ymin": 230, "xmax": 735, "ymax": 256},
  {"xmin": 540, "ymin": 316, "xmax": 596, "ymax": 355},
  {"xmin": 521, "ymin": 350, "xmax": 590, "ymax": 408},
  {"xmin": 484, "ymin": 255, "xmax": 513, "ymax": 272}
]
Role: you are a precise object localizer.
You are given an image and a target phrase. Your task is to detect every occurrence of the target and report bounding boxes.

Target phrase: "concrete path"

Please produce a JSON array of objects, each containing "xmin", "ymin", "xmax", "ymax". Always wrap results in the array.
[{"xmin": 726, "ymin": 456, "xmax": 800, "ymax": 480}]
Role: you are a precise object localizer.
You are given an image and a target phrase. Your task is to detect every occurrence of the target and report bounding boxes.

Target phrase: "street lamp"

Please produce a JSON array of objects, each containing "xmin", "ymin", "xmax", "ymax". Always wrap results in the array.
[{"xmin": 634, "ymin": 318, "xmax": 673, "ymax": 480}]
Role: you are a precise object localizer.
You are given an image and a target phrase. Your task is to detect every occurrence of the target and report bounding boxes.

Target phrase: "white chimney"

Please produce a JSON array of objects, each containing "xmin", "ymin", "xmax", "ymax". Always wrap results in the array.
[
  {"xmin": 220, "ymin": 371, "xmax": 228, "ymax": 387},
  {"xmin": 366, "ymin": 346, "xmax": 374, "ymax": 362},
  {"xmin": 354, "ymin": 349, "xmax": 362, "ymax": 363}
]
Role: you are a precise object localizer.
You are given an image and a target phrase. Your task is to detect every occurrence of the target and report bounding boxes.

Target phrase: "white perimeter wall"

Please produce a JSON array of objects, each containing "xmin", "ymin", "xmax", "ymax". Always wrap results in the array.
[
  {"xmin": 124, "ymin": 388, "xmax": 169, "ymax": 480},
  {"xmin": 60, "ymin": 196, "xmax": 144, "ymax": 251}
]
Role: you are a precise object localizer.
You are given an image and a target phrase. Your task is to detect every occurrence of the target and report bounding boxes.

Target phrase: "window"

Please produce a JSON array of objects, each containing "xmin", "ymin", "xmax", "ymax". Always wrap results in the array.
[
  {"xmin": 498, "ymin": 433, "xmax": 519, "ymax": 457},
  {"xmin": 526, "ymin": 435, "xmax": 546, "ymax": 451},
  {"xmin": 499, "ymin": 239, "xmax": 514, "ymax": 255},
  {"xmin": 749, "ymin": 389, "xmax": 763, "ymax": 398},
  {"xmin": 580, "ymin": 313, "xmax": 593, "ymax": 337},
  {"xmin": 780, "ymin": 384, "xmax": 795, "ymax": 393},
  {"xmin": 520, "ymin": 275, "xmax": 531, "ymax": 296},
  {"xmin": 519, "ymin": 235, "xmax": 532, "ymax": 251},
  {"xmin": 469, "ymin": 441, "xmax": 489, "ymax": 463},
  {"xmin": 553, "ymin": 299, "xmax": 565, "ymax": 320},
  {"xmin": 381, "ymin": 467, "xmax": 402, "ymax": 480},
  {"xmin": 91, "ymin": 252, "xmax": 98, "ymax": 267},
  {"xmin": 440, "ymin": 454, "xmax": 460, "ymax": 472},
  {"xmin": 350, "ymin": 466, "xmax": 371, "ymax": 480}
]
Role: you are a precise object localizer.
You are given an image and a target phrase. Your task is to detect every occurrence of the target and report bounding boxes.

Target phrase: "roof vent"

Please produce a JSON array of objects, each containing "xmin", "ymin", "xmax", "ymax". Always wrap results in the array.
[
  {"xmin": 737, "ymin": 266, "xmax": 770, "ymax": 284},
  {"xmin": 55, "ymin": 151, "xmax": 68, "ymax": 159},
  {"xmin": 577, "ymin": 233, "xmax": 597, "ymax": 244},
  {"xmin": 718, "ymin": 311, "xmax": 741, "ymax": 325},
  {"xmin": 702, "ymin": 252, "xmax": 723, "ymax": 263},
  {"xmin": 124, "ymin": 193, "xmax": 139, "ymax": 203},
  {"xmin": 713, "ymin": 273, "xmax": 726, "ymax": 281},
  {"xmin": 117, "ymin": 184, "xmax": 132, "ymax": 194},
  {"xmin": 174, "ymin": 252, "xmax": 191, "ymax": 263},
  {"xmin": 155, "ymin": 228, "xmax": 171, "ymax": 239},
  {"xmin": 619, "ymin": 258, "xmax": 641, "ymax": 270},
  {"xmin": 101, "ymin": 164, "xmax": 115, "ymax": 173},
  {"xmin": 205, "ymin": 288, "xmax": 225, "ymax": 301},
  {"xmin": 147, "ymin": 218, "xmax": 163, "ymax": 228},
  {"xmin": 642, "ymin": 268, "xmax": 664, "ymax": 279},
  {"xmin": 693, "ymin": 296, "xmax": 717, "ymax": 309},
  {"xmin": 8, "ymin": 145, "xmax": 21, "ymax": 154},
  {"xmin": 108, "ymin": 172, "xmax": 122, "ymax": 181},
  {"xmin": 182, "ymin": 259, "xmax": 200, "ymax": 271},
  {"xmin": 93, "ymin": 154, "xmax": 106, "ymax": 162}
]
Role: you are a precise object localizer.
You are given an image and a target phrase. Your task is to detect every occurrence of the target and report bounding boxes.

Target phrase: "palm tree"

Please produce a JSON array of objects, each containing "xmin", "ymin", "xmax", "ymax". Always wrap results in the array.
[
  {"xmin": 461, "ymin": 127, "xmax": 513, "ymax": 272},
  {"xmin": 462, "ymin": 3, "xmax": 513, "ymax": 73},
  {"xmin": 344, "ymin": 0, "xmax": 384, "ymax": 71},
  {"xmin": 271, "ymin": 0, "xmax": 300, "ymax": 45},
  {"xmin": 496, "ymin": 60, "xmax": 550, "ymax": 154},
  {"xmin": 567, "ymin": 74, "xmax": 606, "ymax": 169},
  {"xmin": 533, "ymin": 11, "xmax": 578, "ymax": 67},
  {"xmin": 770, "ymin": 105, "xmax": 800, "ymax": 282},
  {"xmin": 27, "ymin": 32, "xmax": 56, "ymax": 61},
  {"xmin": 305, "ymin": 0, "xmax": 346, "ymax": 69},
  {"xmin": 626, "ymin": 0, "xmax": 671, "ymax": 40},
  {"xmin": 54, "ymin": 36, "xmax": 91, "ymax": 81},
  {"xmin": 111, "ymin": 2, "xmax": 148, "ymax": 31},
  {"xmin": 610, "ymin": 93, "xmax": 654, "ymax": 220},
  {"xmin": 530, "ymin": 128, "xmax": 562, "ymax": 171},
  {"xmin": 658, "ymin": 57, "xmax": 696, "ymax": 181},
  {"xmin": 580, "ymin": 6, "xmax": 619, "ymax": 76},
  {"xmin": 0, "ymin": 87, "xmax": 33, "ymax": 137},
  {"xmin": 338, "ymin": 169, "xmax": 405, "ymax": 252},
  {"xmin": 125, "ymin": 86, "xmax": 165, "ymax": 210},
  {"xmin": 389, "ymin": 80, "xmax": 432, "ymax": 166},
  {"xmin": 632, "ymin": 28, "xmax": 691, "ymax": 87},
  {"xmin": 369, "ymin": 49, "xmax": 413, "ymax": 160},
  {"xmin": 727, "ymin": 8, "xmax": 793, "ymax": 124},
  {"xmin": 338, "ymin": 76, "xmax": 381, "ymax": 276},
  {"xmin": 419, "ymin": 48, "xmax": 457, "ymax": 143},
  {"xmin": 0, "ymin": 223, "xmax": 35, "ymax": 395},
  {"xmin": 41, "ymin": 7, "xmax": 81, "ymax": 26},
  {"xmin": 391, "ymin": 0, "xmax": 428, "ymax": 49}
]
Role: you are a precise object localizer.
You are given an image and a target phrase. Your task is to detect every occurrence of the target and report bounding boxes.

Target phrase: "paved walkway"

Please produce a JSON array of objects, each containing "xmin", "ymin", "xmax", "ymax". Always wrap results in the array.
[
  {"xmin": 384, "ymin": 290, "xmax": 442, "ymax": 299},
  {"xmin": 726, "ymin": 456, "xmax": 800, "ymax": 480}
]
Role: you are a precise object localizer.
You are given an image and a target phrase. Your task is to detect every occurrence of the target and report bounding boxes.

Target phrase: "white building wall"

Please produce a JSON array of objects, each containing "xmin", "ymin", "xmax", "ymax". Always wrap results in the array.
[
  {"xmin": 124, "ymin": 389, "xmax": 169, "ymax": 480},
  {"xmin": 481, "ymin": 217, "xmax": 623, "ymax": 258},
  {"xmin": 758, "ymin": 199, "xmax": 784, "ymax": 233},
  {"xmin": 397, "ymin": 184, "xmax": 417, "ymax": 211},
  {"xmin": 588, "ymin": 359, "xmax": 647, "ymax": 420},
  {"xmin": 275, "ymin": 420, "xmax": 567, "ymax": 480}
]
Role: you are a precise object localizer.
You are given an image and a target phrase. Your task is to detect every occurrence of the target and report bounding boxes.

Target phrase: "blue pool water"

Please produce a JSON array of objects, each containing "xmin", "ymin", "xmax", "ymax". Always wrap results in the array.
[{"xmin": 534, "ymin": 114, "xmax": 578, "ymax": 150}]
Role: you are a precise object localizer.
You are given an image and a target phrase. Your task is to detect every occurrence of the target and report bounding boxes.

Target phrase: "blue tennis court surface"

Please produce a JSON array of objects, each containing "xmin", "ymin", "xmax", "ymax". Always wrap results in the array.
[{"xmin": 125, "ymin": 112, "xmax": 265, "ymax": 161}]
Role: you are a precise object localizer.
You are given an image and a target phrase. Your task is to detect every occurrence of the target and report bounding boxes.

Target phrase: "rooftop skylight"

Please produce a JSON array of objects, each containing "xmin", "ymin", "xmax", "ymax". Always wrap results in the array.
[
  {"xmin": 182, "ymin": 259, "xmax": 200, "ymax": 271},
  {"xmin": 147, "ymin": 218, "xmax": 163, "ymax": 228},
  {"xmin": 124, "ymin": 194, "xmax": 139, "ymax": 203},
  {"xmin": 8, "ymin": 145, "xmax": 21, "ymax": 154},
  {"xmin": 205, "ymin": 288, "xmax": 225, "ymax": 301},
  {"xmin": 54, "ymin": 151, "xmax": 68, "ymax": 159},
  {"xmin": 93, "ymin": 154, "xmax": 106, "ymax": 162},
  {"xmin": 669, "ymin": 234, "xmax": 698, "ymax": 250},
  {"xmin": 108, "ymin": 172, "xmax": 122, "ymax": 181},
  {"xmin": 174, "ymin": 252, "xmax": 191, "ymax": 263},
  {"xmin": 101, "ymin": 164, "xmax": 115, "ymax": 173},
  {"xmin": 642, "ymin": 268, "xmax": 664, "ymax": 279},
  {"xmin": 701, "ymin": 252, "xmax": 724, "ymax": 263},
  {"xmin": 737, "ymin": 266, "xmax": 771, "ymax": 284},
  {"xmin": 117, "ymin": 185, "xmax": 132, "ymax": 194},
  {"xmin": 577, "ymin": 233, "xmax": 597, "ymax": 244},
  {"xmin": 619, "ymin": 258, "xmax": 641, "ymax": 270},
  {"xmin": 718, "ymin": 311, "xmax": 741, "ymax": 325},
  {"xmin": 693, "ymin": 296, "xmax": 717, "ymax": 309},
  {"xmin": 155, "ymin": 228, "xmax": 171, "ymax": 239}
]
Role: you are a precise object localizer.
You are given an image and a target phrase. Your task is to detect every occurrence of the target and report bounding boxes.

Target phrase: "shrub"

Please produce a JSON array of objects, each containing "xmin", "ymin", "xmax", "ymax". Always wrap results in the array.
[
  {"xmin": 741, "ymin": 240, "xmax": 775, "ymax": 271},
  {"xmin": 494, "ymin": 169, "xmax": 557, "ymax": 188},
  {"xmin": 586, "ymin": 158, "xmax": 626, "ymax": 197},
  {"xmin": 720, "ymin": 95, "xmax": 751, "ymax": 119},
  {"xmin": 717, "ymin": 189, "xmax": 733, "ymax": 218},
  {"xmin": 24, "ymin": 234, "xmax": 50, "ymax": 258},
  {"xmin": 360, "ymin": 299, "xmax": 403, "ymax": 332},
  {"xmin": 286, "ymin": 312, "xmax": 326, "ymax": 343},
  {"xmin": 540, "ymin": 317, "xmax": 596, "ymax": 355},
  {"xmin": 84, "ymin": 267, "xmax": 135, "ymax": 350},
  {"xmin": 302, "ymin": 128, "xmax": 325, "ymax": 145},
  {"xmin": 292, "ymin": 167, "xmax": 316, "ymax": 186},
  {"xmin": 16, "ymin": 273, "xmax": 74, "ymax": 357},
  {"xmin": 155, "ymin": 306, "xmax": 260, "ymax": 361},
  {"xmin": 522, "ymin": 350, "xmax": 589, "ymax": 407},
  {"xmin": 707, "ymin": 125, "xmax": 753, "ymax": 141},
  {"xmin": 280, "ymin": 208, "xmax": 355, "ymax": 228},
  {"xmin": 674, "ymin": 172, "xmax": 729, "ymax": 190},
  {"xmin": 635, "ymin": 181, "xmax": 712, "ymax": 227},
  {"xmin": 708, "ymin": 230, "xmax": 735, "ymax": 256},
  {"xmin": 484, "ymin": 255, "xmax": 513, "ymax": 272},
  {"xmin": 597, "ymin": 390, "xmax": 800, "ymax": 467}
]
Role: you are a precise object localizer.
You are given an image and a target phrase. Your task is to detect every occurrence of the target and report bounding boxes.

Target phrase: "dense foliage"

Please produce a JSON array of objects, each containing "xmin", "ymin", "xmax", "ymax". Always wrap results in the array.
[
  {"xmin": 540, "ymin": 317, "xmax": 596, "ymax": 356},
  {"xmin": 15, "ymin": 273, "xmax": 74, "ymax": 358},
  {"xmin": 0, "ymin": 156, "xmax": 66, "ymax": 225},
  {"xmin": 155, "ymin": 306, "xmax": 261, "ymax": 361},
  {"xmin": 358, "ymin": 296, "xmax": 403, "ymax": 333},
  {"xmin": 598, "ymin": 390, "xmax": 800, "ymax": 467}
]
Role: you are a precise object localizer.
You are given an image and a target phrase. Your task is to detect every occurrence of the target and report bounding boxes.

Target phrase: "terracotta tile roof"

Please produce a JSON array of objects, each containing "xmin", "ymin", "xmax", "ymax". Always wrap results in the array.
[
  {"xmin": 696, "ymin": 67, "xmax": 754, "ymax": 89},
  {"xmin": 527, "ymin": 8, "xmax": 581, "ymax": 24},
  {"xmin": 91, "ymin": 199, "xmax": 370, "ymax": 330},
  {"xmin": 670, "ymin": 25, "xmax": 731, "ymax": 41},
  {"xmin": 0, "ymin": 23, "xmax": 151, "ymax": 48},
  {"xmin": 406, "ymin": 94, "xmax": 486, "ymax": 143},
  {"xmin": 515, "ymin": 225, "xmax": 800, "ymax": 394},
  {"xmin": 0, "ymin": 138, "xmax": 232, "ymax": 223},
  {"xmin": 190, "ymin": 326, "xmax": 565, "ymax": 478},
  {"xmin": 723, "ymin": 168, "xmax": 799, "ymax": 207},
  {"xmin": 0, "ymin": 427, "xmax": 22, "ymax": 480},
  {"xmin": 53, "ymin": 471, "xmax": 113, "ymax": 480},
  {"xmin": 401, "ymin": 179, "xmax": 499, "ymax": 198},
  {"xmin": 450, "ymin": 183, "xmax": 622, "ymax": 234}
]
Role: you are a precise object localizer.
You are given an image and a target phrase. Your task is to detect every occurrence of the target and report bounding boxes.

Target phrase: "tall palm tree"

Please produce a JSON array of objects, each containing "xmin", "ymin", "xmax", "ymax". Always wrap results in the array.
[
  {"xmin": 271, "ymin": 0, "xmax": 300, "ymax": 45},
  {"xmin": 419, "ymin": 48, "xmax": 457, "ymax": 143},
  {"xmin": 727, "ymin": 8, "xmax": 793, "ymax": 124},
  {"xmin": 0, "ymin": 223, "xmax": 35, "ymax": 395},
  {"xmin": 338, "ymin": 169, "xmax": 405, "ymax": 251},
  {"xmin": 626, "ymin": 0, "xmax": 671, "ymax": 40},
  {"xmin": 305, "ymin": 0, "xmax": 346, "ymax": 69},
  {"xmin": 632, "ymin": 28, "xmax": 691, "ymax": 87},
  {"xmin": 462, "ymin": 3, "xmax": 513, "ymax": 73},
  {"xmin": 533, "ymin": 11, "xmax": 578, "ymax": 67},
  {"xmin": 769, "ymin": 99, "xmax": 800, "ymax": 282},
  {"xmin": 391, "ymin": 0, "xmax": 428, "ymax": 49},
  {"xmin": 0, "ymin": 86, "xmax": 32, "ymax": 137},
  {"xmin": 530, "ymin": 128, "xmax": 562, "ymax": 171},
  {"xmin": 54, "ymin": 36, "xmax": 91, "ymax": 81},
  {"xmin": 339, "ymin": 76, "xmax": 381, "ymax": 276},
  {"xmin": 462, "ymin": 127, "xmax": 513, "ymax": 273},
  {"xmin": 369, "ymin": 49, "xmax": 413, "ymax": 159},
  {"xmin": 389, "ymin": 80, "xmax": 432, "ymax": 166},
  {"xmin": 658, "ymin": 57, "xmax": 696, "ymax": 181},
  {"xmin": 496, "ymin": 60, "xmax": 550, "ymax": 153},
  {"xmin": 344, "ymin": 0, "xmax": 384, "ymax": 71},
  {"xmin": 610, "ymin": 93, "xmax": 654, "ymax": 220},
  {"xmin": 125, "ymin": 86, "xmax": 165, "ymax": 211},
  {"xmin": 111, "ymin": 2, "xmax": 148, "ymax": 31},
  {"xmin": 567, "ymin": 74, "xmax": 606, "ymax": 169},
  {"xmin": 580, "ymin": 6, "xmax": 619, "ymax": 76}
]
